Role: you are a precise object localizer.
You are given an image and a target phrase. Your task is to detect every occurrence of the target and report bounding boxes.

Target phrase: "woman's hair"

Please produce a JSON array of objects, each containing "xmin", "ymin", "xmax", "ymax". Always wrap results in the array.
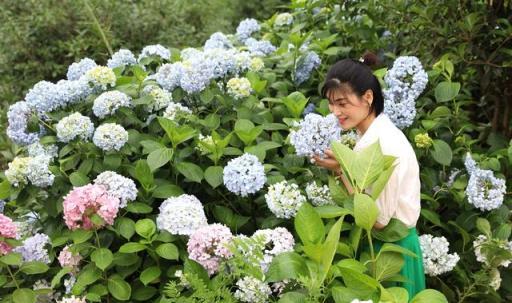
[{"xmin": 321, "ymin": 51, "xmax": 384, "ymax": 116}]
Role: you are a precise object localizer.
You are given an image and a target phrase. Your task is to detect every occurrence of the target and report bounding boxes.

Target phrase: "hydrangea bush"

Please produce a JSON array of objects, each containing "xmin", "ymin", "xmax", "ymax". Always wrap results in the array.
[{"xmin": 0, "ymin": 1, "xmax": 510, "ymax": 302}]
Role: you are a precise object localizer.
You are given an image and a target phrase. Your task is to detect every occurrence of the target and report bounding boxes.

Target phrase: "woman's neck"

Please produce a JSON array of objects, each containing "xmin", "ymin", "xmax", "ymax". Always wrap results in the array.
[{"xmin": 356, "ymin": 113, "xmax": 377, "ymax": 135}]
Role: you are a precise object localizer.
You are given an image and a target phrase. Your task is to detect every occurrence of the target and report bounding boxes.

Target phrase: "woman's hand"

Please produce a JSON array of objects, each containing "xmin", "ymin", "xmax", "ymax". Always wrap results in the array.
[{"xmin": 311, "ymin": 148, "xmax": 342, "ymax": 174}]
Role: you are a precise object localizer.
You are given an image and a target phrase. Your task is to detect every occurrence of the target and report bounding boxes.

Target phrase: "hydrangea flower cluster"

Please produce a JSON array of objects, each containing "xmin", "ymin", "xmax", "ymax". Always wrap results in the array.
[
  {"xmin": 195, "ymin": 134, "xmax": 214, "ymax": 155},
  {"xmin": 223, "ymin": 153, "xmax": 266, "ymax": 197},
  {"xmin": 226, "ymin": 77, "xmax": 253, "ymax": 100},
  {"xmin": 93, "ymin": 123, "xmax": 129, "ymax": 151},
  {"xmin": 27, "ymin": 142, "xmax": 58, "ymax": 160},
  {"xmin": 58, "ymin": 245, "xmax": 82, "ymax": 270},
  {"xmin": 265, "ymin": 181, "xmax": 306, "ymax": 219},
  {"xmin": 236, "ymin": 18, "xmax": 260, "ymax": 42},
  {"xmin": 156, "ymin": 63, "xmax": 186, "ymax": 91},
  {"xmin": 340, "ymin": 130, "xmax": 358, "ymax": 149},
  {"xmin": 93, "ymin": 171, "xmax": 137, "ymax": 208},
  {"xmin": 414, "ymin": 133, "xmax": 433, "ymax": 148},
  {"xmin": 305, "ymin": 182, "xmax": 334, "ymax": 206},
  {"xmin": 56, "ymin": 112, "xmax": 95, "ymax": 143},
  {"xmin": 58, "ymin": 296, "xmax": 87, "ymax": 303},
  {"xmin": 234, "ymin": 276, "xmax": 272, "ymax": 303},
  {"xmin": 107, "ymin": 49, "xmax": 137, "ymax": 69},
  {"xmin": 14, "ymin": 232, "xmax": 51, "ymax": 263},
  {"xmin": 473, "ymin": 234, "xmax": 512, "ymax": 267},
  {"xmin": 62, "ymin": 184, "xmax": 120, "ymax": 230},
  {"xmin": 274, "ymin": 13, "xmax": 294, "ymax": 27},
  {"xmin": 142, "ymin": 85, "xmax": 172, "ymax": 112},
  {"xmin": 245, "ymin": 38, "xmax": 277, "ymax": 57},
  {"xmin": 187, "ymin": 223, "xmax": 233, "ymax": 275},
  {"xmin": 249, "ymin": 57, "xmax": 264, "ymax": 72},
  {"xmin": 92, "ymin": 90, "xmax": 132, "ymax": 119},
  {"xmin": 156, "ymin": 194, "xmax": 208, "ymax": 236},
  {"xmin": 203, "ymin": 48, "xmax": 238, "ymax": 78},
  {"xmin": 419, "ymin": 234, "xmax": 460, "ymax": 276},
  {"xmin": 383, "ymin": 56, "xmax": 428, "ymax": 129},
  {"xmin": 289, "ymin": 113, "xmax": 342, "ymax": 158},
  {"xmin": 252, "ymin": 227, "xmax": 295, "ymax": 271},
  {"xmin": 0, "ymin": 214, "xmax": 18, "ymax": 255},
  {"xmin": 294, "ymin": 51, "xmax": 321, "ymax": 85},
  {"xmin": 84, "ymin": 66, "xmax": 117, "ymax": 91},
  {"xmin": 204, "ymin": 32, "xmax": 233, "ymax": 50},
  {"xmin": 14, "ymin": 215, "xmax": 39, "ymax": 240},
  {"xmin": 33, "ymin": 279, "xmax": 60, "ymax": 303},
  {"xmin": 446, "ymin": 168, "xmax": 461, "ymax": 188},
  {"xmin": 464, "ymin": 153, "xmax": 506, "ymax": 211},
  {"xmin": 138, "ymin": 44, "xmax": 171, "ymax": 61},
  {"xmin": 6, "ymin": 101, "xmax": 41, "ymax": 145},
  {"xmin": 67, "ymin": 58, "xmax": 97, "ymax": 80},
  {"xmin": 162, "ymin": 102, "xmax": 192, "ymax": 122},
  {"xmin": 5, "ymin": 155, "xmax": 54, "ymax": 187}
]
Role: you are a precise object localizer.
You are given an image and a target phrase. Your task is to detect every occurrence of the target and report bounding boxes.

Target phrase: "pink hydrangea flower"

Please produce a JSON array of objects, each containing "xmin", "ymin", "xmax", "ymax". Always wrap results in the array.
[
  {"xmin": 187, "ymin": 223, "xmax": 233, "ymax": 275},
  {"xmin": 58, "ymin": 245, "xmax": 82, "ymax": 270},
  {"xmin": 0, "ymin": 214, "xmax": 18, "ymax": 255},
  {"xmin": 63, "ymin": 184, "xmax": 120, "ymax": 230}
]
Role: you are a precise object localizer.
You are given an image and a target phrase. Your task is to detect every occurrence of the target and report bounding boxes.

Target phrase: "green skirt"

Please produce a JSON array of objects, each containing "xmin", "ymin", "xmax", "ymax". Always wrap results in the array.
[{"xmin": 373, "ymin": 227, "xmax": 426, "ymax": 300}]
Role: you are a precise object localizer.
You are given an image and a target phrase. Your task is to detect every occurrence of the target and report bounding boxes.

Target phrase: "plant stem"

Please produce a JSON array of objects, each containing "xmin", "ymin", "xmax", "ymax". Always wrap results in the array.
[
  {"xmin": 6, "ymin": 266, "xmax": 19, "ymax": 289},
  {"xmin": 83, "ymin": 0, "xmax": 113, "ymax": 56},
  {"xmin": 367, "ymin": 230, "xmax": 376, "ymax": 278}
]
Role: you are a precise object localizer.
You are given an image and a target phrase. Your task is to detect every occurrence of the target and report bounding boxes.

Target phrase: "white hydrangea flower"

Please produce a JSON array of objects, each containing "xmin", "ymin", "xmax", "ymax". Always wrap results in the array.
[
  {"xmin": 138, "ymin": 44, "xmax": 171, "ymax": 61},
  {"xmin": 93, "ymin": 123, "xmax": 128, "ymax": 151},
  {"xmin": 289, "ymin": 113, "xmax": 342, "ymax": 158},
  {"xmin": 227, "ymin": 77, "xmax": 252, "ymax": 100},
  {"xmin": 305, "ymin": 182, "xmax": 334, "ymax": 206},
  {"xmin": 473, "ymin": 234, "xmax": 512, "ymax": 267},
  {"xmin": 6, "ymin": 156, "xmax": 54, "ymax": 188},
  {"xmin": 94, "ymin": 171, "xmax": 137, "ymax": 208},
  {"xmin": 156, "ymin": 194, "xmax": 208, "ymax": 236},
  {"xmin": 56, "ymin": 112, "xmax": 94, "ymax": 143},
  {"xmin": 249, "ymin": 57, "xmax": 265, "ymax": 72},
  {"xmin": 162, "ymin": 102, "xmax": 192, "ymax": 121},
  {"xmin": 419, "ymin": 234, "xmax": 460, "ymax": 276},
  {"xmin": 223, "ymin": 154, "xmax": 266, "ymax": 197},
  {"xmin": 27, "ymin": 142, "xmax": 58, "ymax": 160},
  {"xmin": 233, "ymin": 51, "xmax": 252, "ymax": 74},
  {"xmin": 234, "ymin": 276, "xmax": 271, "ymax": 303},
  {"xmin": 107, "ymin": 49, "xmax": 137, "ymax": 69},
  {"xmin": 92, "ymin": 90, "xmax": 132, "ymax": 119},
  {"xmin": 383, "ymin": 56, "xmax": 428, "ymax": 128},
  {"xmin": 464, "ymin": 153, "xmax": 506, "ymax": 211},
  {"xmin": 204, "ymin": 32, "xmax": 233, "ymax": 50},
  {"xmin": 83, "ymin": 66, "xmax": 116, "ymax": 91},
  {"xmin": 58, "ymin": 295, "xmax": 85, "ymax": 303},
  {"xmin": 274, "ymin": 13, "xmax": 294, "ymax": 27},
  {"xmin": 265, "ymin": 181, "xmax": 306, "ymax": 219},
  {"xmin": 142, "ymin": 85, "xmax": 173, "ymax": 112},
  {"xmin": 490, "ymin": 268, "xmax": 502, "ymax": 290},
  {"xmin": 252, "ymin": 227, "xmax": 295, "ymax": 272}
]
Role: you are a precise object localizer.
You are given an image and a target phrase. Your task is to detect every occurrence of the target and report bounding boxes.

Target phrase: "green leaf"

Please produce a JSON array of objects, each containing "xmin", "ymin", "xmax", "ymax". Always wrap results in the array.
[
  {"xmin": 69, "ymin": 171, "xmax": 90, "ymax": 186},
  {"xmin": 51, "ymin": 267, "xmax": 71, "ymax": 288},
  {"xmin": 294, "ymin": 203, "xmax": 325, "ymax": 245},
  {"xmin": 91, "ymin": 248, "xmax": 114, "ymax": 271},
  {"xmin": 135, "ymin": 219, "xmax": 156, "ymax": 239},
  {"xmin": 265, "ymin": 252, "xmax": 308, "ymax": 282},
  {"xmin": 337, "ymin": 267, "xmax": 379, "ymax": 295},
  {"xmin": 352, "ymin": 141, "xmax": 385, "ymax": 190},
  {"xmin": 13, "ymin": 288, "xmax": 36, "ymax": 303},
  {"xmin": 126, "ymin": 202, "xmax": 153, "ymax": 214},
  {"xmin": 155, "ymin": 243, "xmax": 179, "ymax": 260},
  {"xmin": 375, "ymin": 252, "xmax": 404, "ymax": 282},
  {"xmin": 411, "ymin": 289, "xmax": 448, "ymax": 303},
  {"xmin": 19, "ymin": 261, "xmax": 49, "ymax": 274},
  {"xmin": 108, "ymin": 276, "xmax": 132, "ymax": 301},
  {"xmin": 0, "ymin": 180, "xmax": 11, "ymax": 199},
  {"xmin": 278, "ymin": 292, "xmax": 307, "ymax": 303},
  {"xmin": 147, "ymin": 148, "xmax": 173, "ymax": 172},
  {"xmin": 104, "ymin": 154, "xmax": 122, "ymax": 170},
  {"xmin": 329, "ymin": 176, "xmax": 349, "ymax": 204},
  {"xmin": 354, "ymin": 193, "xmax": 379, "ymax": 231},
  {"xmin": 370, "ymin": 162, "xmax": 396, "ymax": 200},
  {"xmin": 476, "ymin": 217, "xmax": 491, "ymax": 237},
  {"xmin": 435, "ymin": 81, "xmax": 460, "ymax": 102},
  {"xmin": 331, "ymin": 141, "xmax": 357, "ymax": 186},
  {"xmin": 235, "ymin": 119, "xmax": 262, "ymax": 145},
  {"xmin": 119, "ymin": 242, "xmax": 147, "ymax": 253},
  {"xmin": 315, "ymin": 205, "xmax": 351, "ymax": 218},
  {"xmin": 152, "ymin": 183, "xmax": 183, "ymax": 198},
  {"xmin": 372, "ymin": 218, "xmax": 410, "ymax": 242},
  {"xmin": 140, "ymin": 266, "xmax": 161, "ymax": 286},
  {"xmin": 378, "ymin": 243, "xmax": 417, "ymax": 258},
  {"xmin": 205, "ymin": 166, "xmax": 224, "ymax": 188},
  {"xmin": 135, "ymin": 160, "xmax": 154, "ymax": 190},
  {"xmin": 430, "ymin": 139, "xmax": 452, "ymax": 166},
  {"xmin": 76, "ymin": 265, "xmax": 102, "ymax": 287},
  {"xmin": 0, "ymin": 252, "xmax": 22, "ymax": 266},
  {"xmin": 116, "ymin": 217, "xmax": 136, "ymax": 240},
  {"xmin": 282, "ymin": 91, "xmax": 308, "ymax": 118},
  {"xmin": 176, "ymin": 162, "xmax": 203, "ymax": 183},
  {"xmin": 320, "ymin": 216, "xmax": 345, "ymax": 284}
]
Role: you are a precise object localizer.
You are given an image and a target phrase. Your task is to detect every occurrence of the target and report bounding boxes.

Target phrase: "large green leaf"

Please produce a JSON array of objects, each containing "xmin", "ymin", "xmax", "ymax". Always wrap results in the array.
[
  {"xmin": 19, "ymin": 261, "xmax": 49, "ymax": 274},
  {"xmin": 372, "ymin": 219, "xmax": 410, "ymax": 242},
  {"xmin": 331, "ymin": 141, "xmax": 357, "ymax": 186},
  {"xmin": 108, "ymin": 276, "xmax": 132, "ymax": 301},
  {"xmin": 319, "ymin": 216, "xmax": 345, "ymax": 284},
  {"xmin": 140, "ymin": 266, "xmax": 161, "ymax": 286},
  {"xmin": 354, "ymin": 193, "xmax": 379, "ymax": 231},
  {"xmin": 430, "ymin": 139, "xmax": 452, "ymax": 166},
  {"xmin": 147, "ymin": 147, "xmax": 173, "ymax": 172},
  {"xmin": 156, "ymin": 243, "xmax": 179, "ymax": 260},
  {"xmin": 411, "ymin": 289, "xmax": 448, "ymax": 303},
  {"xmin": 352, "ymin": 141, "xmax": 385, "ymax": 190},
  {"xmin": 294, "ymin": 203, "xmax": 325, "ymax": 245},
  {"xmin": 176, "ymin": 162, "xmax": 203, "ymax": 183},
  {"xmin": 434, "ymin": 81, "xmax": 460, "ymax": 102},
  {"xmin": 204, "ymin": 166, "xmax": 224, "ymax": 188},
  {"xmin": 375, "ymin": 252, "xmax": 404, "ymax": 282},
  {"xmin": 265, "ymin": 252, "xmax": 308, "ymax": 282},
  {"xmin": 13, "ymin": 288, "xmax": 36, "ymax": 303},
  {"xmin": 91, "ymin": 248, "xmax": 114, "ymax": 271}
]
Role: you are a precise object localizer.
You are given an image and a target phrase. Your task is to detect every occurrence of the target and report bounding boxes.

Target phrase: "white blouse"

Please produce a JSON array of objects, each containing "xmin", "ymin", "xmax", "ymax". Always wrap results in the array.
[{"xmin": 353, "ymin": 113, "xmax": 421, "ymax": 228}]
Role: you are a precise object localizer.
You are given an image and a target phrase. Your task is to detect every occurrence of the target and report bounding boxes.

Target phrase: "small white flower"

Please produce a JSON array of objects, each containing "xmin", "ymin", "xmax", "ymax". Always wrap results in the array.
[{"xmin": 265, "ymin": 181, "xmax": 306, "ymax": 219}]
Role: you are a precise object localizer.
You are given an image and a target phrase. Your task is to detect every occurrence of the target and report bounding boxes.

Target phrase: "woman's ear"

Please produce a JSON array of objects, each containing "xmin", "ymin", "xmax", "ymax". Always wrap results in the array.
[{"xmin": 364, "ymin": 89, "xmax": 374, "ymax": 106}]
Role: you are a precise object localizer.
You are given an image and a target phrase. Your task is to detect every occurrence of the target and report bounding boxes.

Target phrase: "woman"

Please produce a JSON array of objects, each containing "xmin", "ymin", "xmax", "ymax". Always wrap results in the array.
[{"xmin": 312, "ymin": 53, "xmax": 426, "ymax": 298}]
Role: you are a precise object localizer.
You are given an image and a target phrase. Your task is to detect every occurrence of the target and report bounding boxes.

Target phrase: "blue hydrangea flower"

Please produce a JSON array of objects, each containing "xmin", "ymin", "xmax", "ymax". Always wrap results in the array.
[
  {"xmin": 223, "ymin": 153, "xmax": 266, "ymax": 197},
  {"xmin": 55, "ymin": 79, "xmax": 93, "ymax": 106},
  {"xmin": 383, "ymin": 56, "xmax": 428, "ymax": 129},
  {"xmin": 67, "ymin": 58, "xmax": 97, "ymax": 81},
  {"xmin": 14, "ymin": 233, "xmax": 51, "ymax": 264},
  {"xmin": 156, "ymin": 63, "xmax": 186, "ymax": 92},
  {"xmin": 138, "ymin": 44, "xmax": 171, "ymax": 62},
  {"xmin": 107, "ymin": 49, "xmax": 137, "ymax": 68},
  {"xmin": 245, "ymin": 38, "xmax": 276, "ymax": 57},
  {"xmin": 302, "ymin": 103, "xmax": 316, "ymax": 116},
  {"xmin": 294, "ymin": 51, "xmax": 321, "ymax": 85},
  {"xmin": 92, "ymin": 90, "xmax": 132, "ymax": 119},
  {"xmin": 289, "ymin": 113, "xmax": 342, "ymax": 158},
  {"xmin": 204, "ymin": 48, "xmax": 238, "ymax": 78},
  {"xmin": 236, "ymin": 18, "xmax": 260, "ymax": 42},
  {"xmin": 180, "ymin": 55, "xmax": 215, "ymax": 94},
  {"xmin": 6, "ymin": 101, "xmax": 41, "ymax": 146},
  {"xmin": 25, "ymin": 81, "xmax": 63, "ymax": 113},
  {"xmin": 204, "ymin": 32, "xmax": 233, "ymax": 50}
]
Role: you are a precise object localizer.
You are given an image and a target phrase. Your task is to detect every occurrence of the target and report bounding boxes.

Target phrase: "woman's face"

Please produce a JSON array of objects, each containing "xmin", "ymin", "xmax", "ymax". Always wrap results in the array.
[{"xmin": 327, "ymin": 86, "xmax": 373, "ymax": 130}]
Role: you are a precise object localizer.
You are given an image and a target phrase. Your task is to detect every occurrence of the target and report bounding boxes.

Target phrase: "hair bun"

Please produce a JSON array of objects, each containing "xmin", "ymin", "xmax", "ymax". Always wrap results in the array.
[{"xmin": 360, "ymin": 51, "xmax": 379, "ymax": 67}]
